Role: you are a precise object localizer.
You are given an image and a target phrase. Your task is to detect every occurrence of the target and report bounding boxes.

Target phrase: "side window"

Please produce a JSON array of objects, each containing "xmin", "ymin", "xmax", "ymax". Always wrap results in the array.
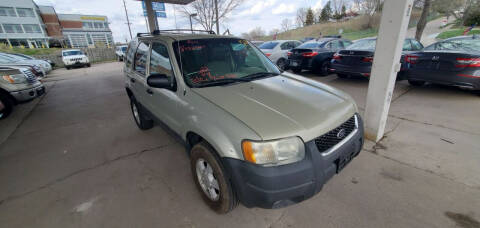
[
  {"xmin": 150, "ymin": 42, "xmax": 174, "ymax": 78},
  {"xmin": 125, "ymin": 41, "xmax": 137, "ymax": 69},
  {"xmin": 342, "ymin": 40, "xmax": 353, "ymax": 48},
  {"xmin": 293, "ymin": 41, "xmax": 301, "ymax": 48},
  {"xmin": 411, "ymin": 40, "xmax": 423, "ymax": 50},
  {"xmin": 134, "ymin": 42, "xmax": 149, "ymax": 76},
  {"xmin": 403, "ymin": 40, "xmax": 413, "ymax": 51},
  {"xmin": 280, "ymin": 42, "xmax": 290, "ymax": 50},
  {"xmin": 329, "ymin": 40, "xmax": 342, "ymax": 50}
]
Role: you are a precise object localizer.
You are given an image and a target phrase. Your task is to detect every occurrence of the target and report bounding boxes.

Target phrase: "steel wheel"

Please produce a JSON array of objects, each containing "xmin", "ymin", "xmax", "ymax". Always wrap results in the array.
[{"xmin": 196, "ymin": 158, "xmax": 220, "ymax": 201}]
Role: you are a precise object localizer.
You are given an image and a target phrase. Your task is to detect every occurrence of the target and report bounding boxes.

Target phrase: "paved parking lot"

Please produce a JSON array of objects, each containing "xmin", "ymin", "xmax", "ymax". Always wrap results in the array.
[{"xmin": 0, "ymin": 62, "xmax": 479, "ymax": 228}]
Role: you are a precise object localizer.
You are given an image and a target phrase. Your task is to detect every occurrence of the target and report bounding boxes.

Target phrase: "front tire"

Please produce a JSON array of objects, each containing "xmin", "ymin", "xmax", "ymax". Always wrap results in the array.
[
  {"xmin": 130, "ymin": 98, "xmax": 153, "ymax": 130},
  {"xmin": 291, "ymin": 68, "xmax": 302, "ymax": 74},
  {"xmin": 408, "ymin": 80, "xmax": 425, "ymax": 86},
  {"xmin": 0, "ymin": 93, "xmax": 14, "ymax": 120},
  {"xmin": 317, "ymin": 61, "xmax": 329, "ymax": 76},
  {"xmin": 86, "ymin": 63, "xmax": 91, "ymax": 67},
  {"xmin": 190, "ymin": 141, "xmax": 237, "ymax": 214}
]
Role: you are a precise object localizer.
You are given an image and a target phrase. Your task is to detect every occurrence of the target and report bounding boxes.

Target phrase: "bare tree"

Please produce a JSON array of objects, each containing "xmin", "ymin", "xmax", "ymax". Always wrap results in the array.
[
  {"xmin": 296, "ymin": 8, "xmax": 307, "ymax": 28},
  {"xmin": 353, "ymin": 0, "xmax": 382, "ymax": 15},
  {"xmin": 241, "ymin": 27, "xmax": 266, "ymax": 40},
  {"xmin": 178, "ymin": 0, "xmax": 245, "ymax": 31},
  {"xmin": 281, "ymin": 18, "xmax": 292, "ymax": 32},
  {"xmin": 415, "ymin": 0, "xmax": 431, "ymax": 41}
]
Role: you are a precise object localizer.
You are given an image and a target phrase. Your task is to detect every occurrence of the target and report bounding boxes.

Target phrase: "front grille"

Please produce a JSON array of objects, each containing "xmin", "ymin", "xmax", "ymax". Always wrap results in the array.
[
  {"xmin": 70, "ymin": 58, "xmax": 82, "ymax": 62},
  {"xmin": 22, "ymin": 69, "xmax": 37, "ymax": 83},
  {"xmin": 314, "ymin": 115, "xmax": 357, "ymax": 153}
]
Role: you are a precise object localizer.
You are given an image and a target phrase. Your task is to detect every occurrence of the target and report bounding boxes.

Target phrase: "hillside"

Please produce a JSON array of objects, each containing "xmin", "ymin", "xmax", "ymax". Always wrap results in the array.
[{"xmin": 263, "ymin": 11, "xmax": 424, "ymax": 41}]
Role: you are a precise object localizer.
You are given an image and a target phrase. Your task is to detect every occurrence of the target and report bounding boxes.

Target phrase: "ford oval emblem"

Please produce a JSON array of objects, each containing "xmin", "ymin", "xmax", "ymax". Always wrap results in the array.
[{"xmin": 337, "ymin": 129, "xmax": 347, "ymax": 139}]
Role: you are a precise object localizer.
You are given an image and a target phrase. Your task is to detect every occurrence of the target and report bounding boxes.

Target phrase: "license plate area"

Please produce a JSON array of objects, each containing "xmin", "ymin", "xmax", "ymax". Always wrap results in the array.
[
  {"xmin": 291, "ymin": 61, "xmax": 299, "ymax": 67},
  {"xmin": 335, "ymin": 149, "xmax": 355, "ymax": 173}
]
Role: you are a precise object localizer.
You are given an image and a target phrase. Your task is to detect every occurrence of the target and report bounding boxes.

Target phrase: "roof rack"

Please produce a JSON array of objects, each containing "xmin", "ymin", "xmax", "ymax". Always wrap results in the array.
[{"xmin": 137, "ymin": 29, "xmax": 216, "ymax": 37}]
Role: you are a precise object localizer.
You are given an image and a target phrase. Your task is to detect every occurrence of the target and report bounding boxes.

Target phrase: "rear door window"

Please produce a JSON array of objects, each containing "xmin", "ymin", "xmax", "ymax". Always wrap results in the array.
[
  {"xmin": 411, "ymin": 40, "xmax": 424, "ymax": 50},
  {"xmin": 134, "ymin": 42, "xmax": 149, "ymax": 76},
  {"xmin": 126, "ymin": 40, "xmax": 137, "ymax": 69},
  {"xmin": 280, "ymin": 42, "xmax": 291, "ymax": 50}
]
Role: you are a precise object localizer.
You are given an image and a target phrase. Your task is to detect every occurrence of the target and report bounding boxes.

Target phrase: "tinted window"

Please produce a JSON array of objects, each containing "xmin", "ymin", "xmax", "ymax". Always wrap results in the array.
[
  {"xmin": 259, "ymin": 42, "xmax": 279, "ymax": 49},
  {"xmin": 297, "ymin": 42, "xmax": 322, "ymax": 49},
  {"xmin": 280, "ymin": 42, "xmax": 291, "ymax": 50},
  {"xmin": 348, "ymin": 39, "xmax": 376, "ymax": 50},
  {"xmin": 411, "ymin": 40, "xmax": 423, "ymax": 50},
  {"xmin": 342, "ymin": 40, "xmax": 353, "ymax": 47},
  {"xmin": 329, "ymin": 40, "xmax": 342, "ymax": 50},
  {"xmin": 150, "ymin": 42, "xmax": 174, "ymax": 79},
  {"xmin": 63, "ymin": 50, "xmax": 83, "ymax": 56},
  {"xmin": 448, "ymin": 38, "xmax": 480, "ymax": 52},
  {"xmin": 403, "ymin": 40, "xmax": 412, "ymax": 51},
  {"xmin": 134, "ymin": 42, "xmax": 149, "ymax": 76},
  {"xmin": 293, "ymin": 41, "xmax": 302, "ymax": 47}
]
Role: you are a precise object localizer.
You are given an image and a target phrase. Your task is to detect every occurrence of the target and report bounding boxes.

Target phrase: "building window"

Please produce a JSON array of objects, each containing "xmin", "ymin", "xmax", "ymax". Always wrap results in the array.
[
  {"xmin": 0, "ymin": 25, "xmax": 3, "ymax": 33},
  {"xmin": 104, "ymin": 22, "xmax": 109, "ymax": 29},
  {"xmin": 94, "ymin": 22, "xmax": 104, "ymax": 29},
  {"xmin": 0, "ymin": 7, "xmax": 16, "ymax": 17},
  {"xmin": 23, "ymin": 24, "xmax": 41, "ymax": 33},
  {"xmin": 68, "ymin": 34, "xmax": 88, "ymax": 48},
  {"xmin": 82, "ymin": 22, "xmax": 93, "ymax": 29},
  {"xmin": 3, "ymin": 24, "xmax": 23, "ymax": 33},
  {"xmin": 16, "ymin": 8, "xmax": 35, "ymax": 17}
]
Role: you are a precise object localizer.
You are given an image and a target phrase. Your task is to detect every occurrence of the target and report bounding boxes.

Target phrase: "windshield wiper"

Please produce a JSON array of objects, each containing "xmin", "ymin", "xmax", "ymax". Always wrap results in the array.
[
  {"xmin": 243, "ymin": 72, "xmax": 280, "ymax": 80},
  {"xmin": 195, "ymin": 77, "xmax": 252, "ymax": 88}
]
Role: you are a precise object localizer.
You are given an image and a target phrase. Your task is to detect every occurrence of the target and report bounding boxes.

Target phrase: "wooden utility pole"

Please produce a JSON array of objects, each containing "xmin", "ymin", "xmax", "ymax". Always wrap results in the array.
[
  {"xmin": 214, "ymin": 0, "xmax": 219, "ymax": 34},
  {"xmin": 122, "ymin": 0, "xmax": 133, "ymax": 39}
]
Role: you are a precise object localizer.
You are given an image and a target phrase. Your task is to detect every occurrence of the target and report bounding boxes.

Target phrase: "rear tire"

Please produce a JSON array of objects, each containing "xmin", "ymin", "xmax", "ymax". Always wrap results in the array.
[
  {"xmin": 276, "ymin": 58, "xmax": 287, "ymax": 71},
  {"xmin": 337, "ymin": 73, "xmax": 348, "ymax": 78},
  {"xmin": 292, "ymin": 68, "xmax": 302, "ymax": 74},
  {"xmin": 0, "ymin": 93, "xmax": 14, "ymax": 120},
  {"xmin": 408, "ymin": 80, "xmax": 425, "ymax": 86},
  {"xmin": 130, "ymin": 98, "xmax": 153, "ymax": 130},
  {"xmin": 86, "ymin": 63, "xmax": 91, "ymax": 67},
  {"xmin": 190, "ymin": 141, "xmax": 238, "ymax": 214},
  {"xmin": 66, "ymin": 66, "xmax": 71, "ymax": 70},
  {"xmin": 318, "ymin": 61, "xmax": 329, "ymax": 76}
]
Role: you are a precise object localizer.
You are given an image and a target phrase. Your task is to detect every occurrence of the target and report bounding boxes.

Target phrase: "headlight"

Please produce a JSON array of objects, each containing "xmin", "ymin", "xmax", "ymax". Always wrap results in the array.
[
  {"xmin": 242, "ymin": 137, "xmax": 305, "ymax": 166},
  {"xmin": 2, "ymin": 74, "xmax": 27, "ymax": 84}
]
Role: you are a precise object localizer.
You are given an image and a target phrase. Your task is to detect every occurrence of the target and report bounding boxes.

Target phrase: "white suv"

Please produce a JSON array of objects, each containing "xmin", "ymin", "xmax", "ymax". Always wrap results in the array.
[{"xmin": 61, "ymin": 49, "xmax": 90, "ymax": 70}]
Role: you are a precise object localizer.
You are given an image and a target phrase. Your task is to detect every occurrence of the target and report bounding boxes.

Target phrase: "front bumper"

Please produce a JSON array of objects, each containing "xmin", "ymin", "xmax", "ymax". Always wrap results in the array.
[
  {"xmin": 64, "ymin": 61, "xmax": 89, "ymax": 67},
  {"xmin": 223, "ymin": 115, "xmax": 364, "ymax": 209},
  {"xmin": 10, "ymin": 84, "xmax": 45, "ymax": 102}
]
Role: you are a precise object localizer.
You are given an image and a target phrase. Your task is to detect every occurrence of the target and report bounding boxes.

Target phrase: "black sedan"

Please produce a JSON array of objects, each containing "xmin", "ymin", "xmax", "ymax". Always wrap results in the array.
[
  {"xmin": 329, "ymin": 37, "xmax": 424, "ymax": 78},
  {"xmin": 405, "ymin": 35, "xmax": 480, "ymax": 92},
  {"xmin": 288, "ymin": 38, "xmax": 352, "ymax": 75}
]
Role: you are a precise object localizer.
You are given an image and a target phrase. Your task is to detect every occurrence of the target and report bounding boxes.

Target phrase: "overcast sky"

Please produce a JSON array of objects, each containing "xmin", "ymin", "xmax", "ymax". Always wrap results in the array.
[{"xmin": 33, "ymin": 0, "xmax": 326, "ymax": 43}]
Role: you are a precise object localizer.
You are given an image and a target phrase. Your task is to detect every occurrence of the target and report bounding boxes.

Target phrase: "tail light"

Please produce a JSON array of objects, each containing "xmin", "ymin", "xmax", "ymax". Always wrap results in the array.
[
  {"xmin": 332, "ymin": 53, "xmax": 342, "ymax": 60},
  {"xmin": 405, "ymin": 55, "xmax": 419, "ymax": 64},
  {"xmin": 265, "ymin": 53, "xmax": 272, "ymax": 57},
  {"xmin": 302, "ymin": 52, "xmax": 318, "ymax": 57},
  {"xmin": 362, "ymin": 56, "xmax": 374, "ymax": 63},
  {"xmin": 287, "ymin": 51, "xmax": 292, "ymax": 56},
  {"xmin": 456, "ymin": 58, "xmax": 480, "ymax": 67}
]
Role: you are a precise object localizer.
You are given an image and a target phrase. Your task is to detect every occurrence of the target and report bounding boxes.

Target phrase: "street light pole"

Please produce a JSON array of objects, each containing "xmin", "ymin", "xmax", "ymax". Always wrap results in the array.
[
  {"xmin": 122, "ymin": 0, "xmax": 132, "ymax": 40},
  {"xmin": 214, "ymin": 0, "xmax": 219, "ymax": 34},
  {"xmin": 189, "ymin": 13, "xmax": 197, "ymax": 33}
]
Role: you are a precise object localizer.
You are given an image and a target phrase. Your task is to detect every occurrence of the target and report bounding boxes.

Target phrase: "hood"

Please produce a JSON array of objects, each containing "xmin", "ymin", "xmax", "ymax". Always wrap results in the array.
[
  {"xmin": 192, "ymin": 73, "xmax": 357, "ymax": 141},
  {"xmin": 64, "ymin": 54, "xmax": 87, "ymax": 59}
]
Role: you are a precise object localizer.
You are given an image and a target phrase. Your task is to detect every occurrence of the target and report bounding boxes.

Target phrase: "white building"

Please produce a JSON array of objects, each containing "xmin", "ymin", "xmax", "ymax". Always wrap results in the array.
[
  {"xmin": 58, "ymin": 14, "xmax": 114, "ymax": 48},
  {"xmin": 0, "ymin": 0, "xmax": 49, "ymax": 48}
]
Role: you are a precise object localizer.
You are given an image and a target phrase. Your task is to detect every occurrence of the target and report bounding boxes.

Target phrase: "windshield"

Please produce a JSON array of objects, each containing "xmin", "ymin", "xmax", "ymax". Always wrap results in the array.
[
  {"xmin": 63, "ymin": 51, "xmax": 83, "ymax": 56},
  {"xmin": 173, "ymin": 38, "xmax": 280, "ymax": 88},
  {"xmin": 259, "ymin": 42, "xmax": 279, "ymax": 49},
  {"xmin": 0, "ymin": 56, "xmax": 15, "ymax": 64},
  {"xmin": 121, "ymin": 46, "xmax": 127, "ymax": 52},
  {"xmin": 296, "ymin": 42, "xmax": 323, "ymax": 49},
  {"xmin": 425, "ymin": 38, "xmax": 480, "ymax": 52},
  {"xmin": 348, "ymin": 39, "xmax": 376, "ymax": 50}
]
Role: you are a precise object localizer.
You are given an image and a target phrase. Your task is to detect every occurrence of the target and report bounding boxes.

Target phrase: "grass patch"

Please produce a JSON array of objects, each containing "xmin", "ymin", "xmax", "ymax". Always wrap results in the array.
[
  {"xmin": 436, "ymin": 29, "xmax": 480, "ymax": 39},
  {"xmin": 0, "ymin": 44, "xmax": 61, "ymax": 56},
  {"xmin": 342, "ymin": 28, "xmax": 378, "ymax": 40}
]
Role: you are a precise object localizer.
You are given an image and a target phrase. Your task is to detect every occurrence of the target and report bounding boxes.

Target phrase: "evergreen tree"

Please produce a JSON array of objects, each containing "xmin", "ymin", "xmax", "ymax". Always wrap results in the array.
[
  {"xmin": 305, "ymin": 8, "xmax": 315, "ymax": 26},
  {"xmin": 341, "ymin": 5, "xmax": 347, "ymax": 18},
  {"xmin": 319, "ymin": 1, "xmax": 332, "ymax": 22}
]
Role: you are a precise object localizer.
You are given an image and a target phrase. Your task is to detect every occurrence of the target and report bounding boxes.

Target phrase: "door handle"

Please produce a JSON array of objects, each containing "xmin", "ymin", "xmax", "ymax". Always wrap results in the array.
[
  {"xmin": 130, "ymin": 78, "xmax": 136, "ymax": 83},
  {"xmin": 146, "ymin": 89, "xmax": 153, "ymax": 95}
]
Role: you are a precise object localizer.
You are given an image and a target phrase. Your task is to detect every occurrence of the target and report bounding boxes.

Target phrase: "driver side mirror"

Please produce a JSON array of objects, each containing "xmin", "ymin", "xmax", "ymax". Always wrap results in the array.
[{"xmin": 147, "ymin": 73, "xmax": 173, "ymax": 89}]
